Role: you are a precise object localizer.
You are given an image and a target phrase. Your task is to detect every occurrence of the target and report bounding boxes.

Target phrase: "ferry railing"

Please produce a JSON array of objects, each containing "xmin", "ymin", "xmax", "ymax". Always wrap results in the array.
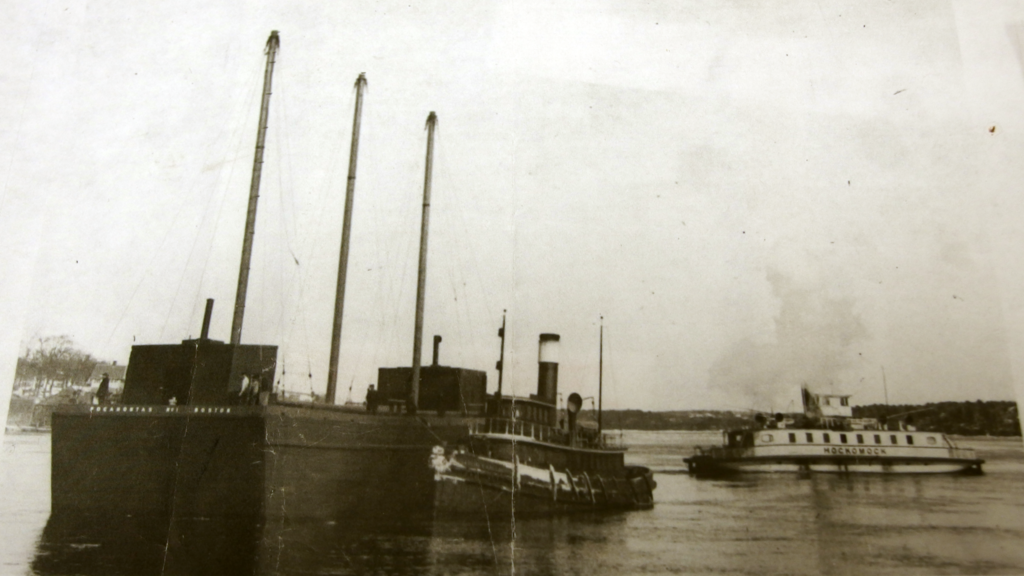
[{"xmin": 949, "ymin": 447, "xmax": 977, "ymax": 460}]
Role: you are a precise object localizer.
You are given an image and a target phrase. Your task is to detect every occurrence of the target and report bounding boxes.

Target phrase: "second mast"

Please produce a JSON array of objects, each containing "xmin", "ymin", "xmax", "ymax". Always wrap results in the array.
[{"xmin": 409, "ymin": 111, "xmax": 438, "ymax": 415}]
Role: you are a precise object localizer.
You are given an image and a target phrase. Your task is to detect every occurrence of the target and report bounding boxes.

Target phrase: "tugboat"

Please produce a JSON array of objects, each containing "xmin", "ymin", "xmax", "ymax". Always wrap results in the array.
[
  {"xmin": 684, "ymin": 386, "xmax": 984, "ymax": 475},
  {"xmin": 430, "ymin": 327, "xmax": 656, "ymax": 514}
]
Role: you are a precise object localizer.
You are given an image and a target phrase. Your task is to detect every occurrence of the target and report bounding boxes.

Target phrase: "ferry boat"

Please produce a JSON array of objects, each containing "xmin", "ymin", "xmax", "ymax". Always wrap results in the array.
[
  {"xmin": 684, "ymin": 387, "xmax": 984, "ymax": 475},
  {"xmin": 430, "ymin": 332, "xmax": 656, "ymax": 514}
]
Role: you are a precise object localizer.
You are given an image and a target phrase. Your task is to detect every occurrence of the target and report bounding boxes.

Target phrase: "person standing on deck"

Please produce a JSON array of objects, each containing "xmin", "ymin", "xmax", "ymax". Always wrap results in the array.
[
  {"xmin": 366, "ymin": 385, "xmax": 379, "ymax": 414},
  {"xmin": 96, "ymin": 373, "xmax": 110, "ymax": 405}
]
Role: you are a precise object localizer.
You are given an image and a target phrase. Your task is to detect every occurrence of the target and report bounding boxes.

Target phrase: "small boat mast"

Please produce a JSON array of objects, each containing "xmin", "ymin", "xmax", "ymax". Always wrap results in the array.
[
  {"xmin": 598, "ymin": 315, "xmax": 604, "ymax": 434},
  {"xmin": 496, "ymin": 310, "xmax": 507, "ymax": 396},
  {"xmin": 230, "ymin": 30, "xmax": 280, "ymax": 345}
]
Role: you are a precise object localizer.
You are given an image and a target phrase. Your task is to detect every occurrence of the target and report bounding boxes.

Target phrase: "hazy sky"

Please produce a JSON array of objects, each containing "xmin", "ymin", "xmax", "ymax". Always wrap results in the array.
[{"xmin": 2, "ymin": 0, "xmax": 1023, "ymax": 419}]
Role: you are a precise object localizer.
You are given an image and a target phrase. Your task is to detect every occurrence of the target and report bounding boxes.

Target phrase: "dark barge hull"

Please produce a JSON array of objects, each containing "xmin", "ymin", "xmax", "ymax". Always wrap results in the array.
[{"xmin": 51, "ymin": 403, "xmax": 479, "ymax": 520}]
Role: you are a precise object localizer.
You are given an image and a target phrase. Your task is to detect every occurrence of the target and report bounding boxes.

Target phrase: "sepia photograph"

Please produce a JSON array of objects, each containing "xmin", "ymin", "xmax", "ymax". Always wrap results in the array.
[{"xmin": 2, "ymin": 1, "xmax": 1023, "ymax": 574}]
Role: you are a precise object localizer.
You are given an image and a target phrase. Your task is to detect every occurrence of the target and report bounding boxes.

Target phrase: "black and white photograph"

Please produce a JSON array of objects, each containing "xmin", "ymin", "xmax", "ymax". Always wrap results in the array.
[{"xmin": 2, "ymin": 1, "xmax": 1023, "ymax": 574}]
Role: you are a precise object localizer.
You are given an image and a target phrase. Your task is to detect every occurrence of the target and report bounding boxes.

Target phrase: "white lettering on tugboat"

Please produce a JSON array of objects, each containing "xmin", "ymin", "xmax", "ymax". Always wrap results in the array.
[{"xmin": 824, "ymin": 447, "xmax": 887, "ymax": 456}]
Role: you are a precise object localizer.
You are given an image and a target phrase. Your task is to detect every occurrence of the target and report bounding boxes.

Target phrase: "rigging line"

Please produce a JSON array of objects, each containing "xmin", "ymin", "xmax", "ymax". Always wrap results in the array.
[
  {"xmin": 278, "ymin": 66, "xmax": 301, "ymax": 267},
  {"xmin": 376, "ymin": 161, "xmax": 420, "ymax": 366},
  {"xmin": 446, "ymin": 264, "xmax": 467, "ymax": 365},
  {"xmin": 280, "ymin": 131, "xmax": 344, "ymax": 348},
  {"xmin": 271, "ymin": 72, "xmax": 303, "ymax": 347},
  {"xmin": 255, "ymin": 53, "xmax": 290, "ymax": 347},
  {"xmin": 185, "ymin": 100, "xmax": 262, "ymax": 324},
  {"xmin": 366, "ymin": 136, "xmax": 404, "ymax": 373},
  {"xmin": 275, "ymin": 122, "xmax": 302, "ymax": 387},
  {"xmin": 169, "ymin": 50, "xmax": 266, "ymax": 339},
  {"xmin": 364, "ymin": 134, "xmax": 397, "ymax": 378},
  {"xmin": 438, "ymin": 140, "xmax": 495, "ymax": 321},
  {"xmin": 442, "ymin": 198, "xmax": 475, "ymax": 364},
  {"xmin": 160, "ymin": 133, "xmax": 251, "ymax": 340},
  {"xmin": 280, "ymin": 86, "xmax": 353, "ymax": 345},
  {"xmin": 281, "ymin": 85, "xmax": 358, "ymax": 391},
  {"xmin": 110, "ymin": 51, "xmax": 263, "ymax": 346},
  {"xmin": 164, "ymin": 51, "xmax": 268, "ymax": 339},
  {"xmin": 336, "ymin": 119, "xmax": 382, "ymax": 394},
  {"xmin": 435, "ymin": 142, "xmax": 493, "ymax": 362},
  {"xmin": 272, "ymin": 73, "xmax": 291, "ymax": 346}
]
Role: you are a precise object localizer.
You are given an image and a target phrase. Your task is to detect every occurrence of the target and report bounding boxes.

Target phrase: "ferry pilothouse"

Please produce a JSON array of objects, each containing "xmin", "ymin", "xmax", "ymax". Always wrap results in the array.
[{"xmin": 684, "ymin": 386, "xmax": 984, "ymax": 475}]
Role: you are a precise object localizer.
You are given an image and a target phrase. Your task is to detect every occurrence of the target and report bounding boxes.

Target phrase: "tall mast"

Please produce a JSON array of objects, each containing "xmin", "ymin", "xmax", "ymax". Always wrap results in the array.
[
  {"xmin": 496, "ymin": 310, "xmax": 507, "ymax": 396},
  {"xmin": 409, "ymin": 111, "xmax": 438, "ymax": 415},
  {"xmin": 230, "ymin": 30, "xmax": 281, "ymax": 345},
  {"xmin": 325, "ymin": 73, "xmax": 368, "ymax": 404},
  {"xmin": 598, "ymin": 316, "xmax": 604, "ymax": 434}
]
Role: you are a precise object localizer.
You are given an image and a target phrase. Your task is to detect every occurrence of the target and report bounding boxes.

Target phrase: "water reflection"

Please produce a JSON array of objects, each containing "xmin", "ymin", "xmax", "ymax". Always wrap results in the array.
[
  {"xmin": 32, "ymin": 509, "xmax": 635, "ymax": 575},
  {"xmin": 34, "ymin": 513, "xmax": 261, "ymax": 576},
  {"xmin": 21, "ymin": 434, "xmax": 1024, "ymax": 575}
]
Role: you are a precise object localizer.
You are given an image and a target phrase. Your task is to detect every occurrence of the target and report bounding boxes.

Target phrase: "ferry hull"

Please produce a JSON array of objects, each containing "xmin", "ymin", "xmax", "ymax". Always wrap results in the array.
[
  {"xmin": 685, "ymin": 425, "xmax": 985, "ymax": 477},
  {"xmin": 684, "ymin": 455, "xmax": 984, "ymax": 476},
  {"xmin": 51, "ymin": 404, "xmax": 478, "ymax": 520}
]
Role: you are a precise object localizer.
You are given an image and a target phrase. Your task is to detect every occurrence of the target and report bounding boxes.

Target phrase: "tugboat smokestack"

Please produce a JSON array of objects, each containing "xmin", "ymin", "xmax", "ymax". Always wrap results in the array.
[
  {"xmin": 537, "ymin": 333, "xmax": 560, "ymax": 405},
  {"xmin": 432, "ymin": 335, "xmax": 442, "ymax": 367}
]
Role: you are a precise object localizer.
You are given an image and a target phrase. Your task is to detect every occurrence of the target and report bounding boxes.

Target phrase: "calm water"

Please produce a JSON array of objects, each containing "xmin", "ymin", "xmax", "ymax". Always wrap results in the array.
[{"xmin": 3, "ymin": 430, "xmax": 1023, "ymax": 575}]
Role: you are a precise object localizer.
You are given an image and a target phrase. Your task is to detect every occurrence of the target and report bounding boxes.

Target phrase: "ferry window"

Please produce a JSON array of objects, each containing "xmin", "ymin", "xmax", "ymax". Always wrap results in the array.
[
  {"xmin": 823, "ymin": 398, "xmax": 831, "ymax": 406},
  {"xmin": 761, "ymin": 434, "xmax": 773, "ymax": 443},
  {"xmin": 788, "ymin": 433, "xmax": 796, "ymax": 443},
  {"xmin": 806, "ymin": 433, "xmax": 813, "ymax": 442},
  {"xmin": 927, "ymin": 437, "xmax": 937, "ymax": 446},
  {"xmin": 890, "ymin": 435, "xmax": 898, "ymax": 444},
  {"xmin": 873, "ymin": 434, "xmax": 881, "ymax": 444},
  {"xmin": 823, "ymin": 433, "xmax": 831, "ymax": 443},
  {"xmin": 840, "ymin": 434, "xmax": 848, "ymax": 444},
  {"xmin": 840, "ymin": 398, "xmax": 849, "ymax": 406},
  {"xmin": 856, "ymin": 434, "xmax": 864, "ymax": 444},
  {"xmin": 906, "ymin": 435, "xmax": 914, "ymax": 445}
]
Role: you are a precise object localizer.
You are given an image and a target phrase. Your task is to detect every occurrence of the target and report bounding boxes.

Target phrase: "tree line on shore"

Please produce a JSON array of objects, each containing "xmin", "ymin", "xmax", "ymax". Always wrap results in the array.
[
  {"xmin": 594, "ymin": 401, "xmax": 1020, "ymax": 436},
  {"xmin": 851, "ymin": 401, "xmax": 1020, "ymax": 437},
  {"xmin": 13, "ymin": 336, "xmax": 99, "ymax": 397}
]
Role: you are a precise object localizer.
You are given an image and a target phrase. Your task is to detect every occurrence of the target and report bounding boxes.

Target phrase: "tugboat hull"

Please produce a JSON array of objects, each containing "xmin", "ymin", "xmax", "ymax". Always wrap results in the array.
[{"xmin": 430, "ymin": 450, "xmax": 655, "ymax": 516}]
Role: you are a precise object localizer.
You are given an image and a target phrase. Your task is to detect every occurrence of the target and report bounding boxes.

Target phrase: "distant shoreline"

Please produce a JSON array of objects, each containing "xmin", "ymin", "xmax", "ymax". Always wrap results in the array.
[{"xmin": 591, "ymin": 401, "xmax": 1020, "ymax": 437}]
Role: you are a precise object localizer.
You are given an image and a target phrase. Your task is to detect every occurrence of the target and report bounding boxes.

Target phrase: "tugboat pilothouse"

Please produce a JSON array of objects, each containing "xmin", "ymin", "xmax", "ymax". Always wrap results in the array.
[{"xmin": 684, "ymin": 386, "xmax": 984, "ymax": 476}]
